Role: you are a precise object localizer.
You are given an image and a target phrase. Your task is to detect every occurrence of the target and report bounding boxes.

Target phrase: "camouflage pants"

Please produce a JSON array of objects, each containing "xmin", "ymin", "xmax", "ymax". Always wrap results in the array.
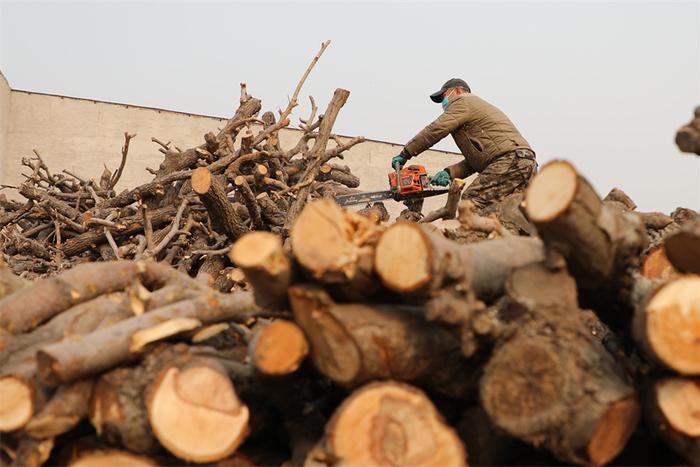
[{"xmin": 462, "ymin": 149, "xmax": 537, "ymax": 215}]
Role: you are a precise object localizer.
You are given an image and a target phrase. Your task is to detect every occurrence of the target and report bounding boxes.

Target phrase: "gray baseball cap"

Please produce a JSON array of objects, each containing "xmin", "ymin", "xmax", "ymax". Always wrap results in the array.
[{"xmin": 429, "ymin": 78, "xmax": 471, "ymax": 103}]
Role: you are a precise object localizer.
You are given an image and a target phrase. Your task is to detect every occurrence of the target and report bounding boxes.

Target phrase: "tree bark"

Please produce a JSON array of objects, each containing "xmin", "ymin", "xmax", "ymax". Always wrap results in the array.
[
  {"xmin": 288, "ymin": 285, "xmax": 475, "ymax": 399},
  {"xmin": 524, "ymin": 160, "xmax": 648, "ymax": 294},
  {"xmin": 374, "ymin": 222, "xmax": 545, "ymax": 299},
  {"xmin": 664, "ymin": 215, "xmax": 700, "ymax": 274},
  {"xmin": 356, "ymin": 202, "xmax": 389, "ymax": 223},
  {"xmin": 191, "ymin": 167, "xmax": 248, "ymax": 239}
]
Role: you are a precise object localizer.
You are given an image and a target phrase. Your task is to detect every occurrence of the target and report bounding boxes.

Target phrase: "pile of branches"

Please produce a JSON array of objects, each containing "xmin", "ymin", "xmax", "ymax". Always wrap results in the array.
[
  {"xmin": 0, "ymin": 40, "xmax": 364, "ymax": 282},
  {"xmin": 1, "ymin": 154, "xmax": 700, "ymax": 466}
]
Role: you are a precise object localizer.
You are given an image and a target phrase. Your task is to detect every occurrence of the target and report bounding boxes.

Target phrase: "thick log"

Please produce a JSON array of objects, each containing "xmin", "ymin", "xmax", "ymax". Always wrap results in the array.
[
  {"xmin": 290, "ymin": 199, "xmax": 383, "ymax": 300},
  {"xmin": 317, "ymin": 164, "xmax": 360, "ymax": 188},
  {"xmin": 640, "ymin": 245, "xmax": 676, "ymax": 279},
  {"xmin": 312, "ymin": 382, "xmax": 466, "ymax": 466},
  {"xmin": 524, "ymin": 160, "xmax": 647, "ymax": 292},
  {"xmin": 192, "ymin": 168, "xmax": 247, "ymax": 239},
  {"xmin": 255, "ymin": 192, "xmax": 285, "ymax": 226},
  {"xmin": 36, "ymin": 291, "xmax": 258, "ymax": 384},
  {"xmin": 0, "ymin": 259, "xmax": 27, "ymax": 299},
  {"xmin": 480, "ymin": 313, "xmax": 640, "ymax": 465},
  {"xmin": 289, "ymin": 285, "xmax": 474, "ymax": 398},
  {"xmin": 229, "ymin": 232, "xmax": 292, "ymax": 309},
  {"xmin": 374, "ymin": 222, "xmax": 544, "ymax": 299},
  {"xmin": 248, "ymin": 320, "xmax": 308, "ymax": 376},
  {"xmin": 646, "ymin": 377, "xmax": 700, "ymax": 464},
  {"xmin": 196, "ymin": 255, "xmax": 226, "ymax": 287},
  {"xmin": 633, "ymin": 275, "xmax": 700, "ymax": 374},
  {"xmin": 664, "ymin": 216, "xmax": 700, "ymax": 274},
  {"xmin": 19, "ymin": 183, "xmax": 80, "ymax": 220},
  {"xmin": 69, "ymin": 450, "xmax": 156, "ymax": 467}
]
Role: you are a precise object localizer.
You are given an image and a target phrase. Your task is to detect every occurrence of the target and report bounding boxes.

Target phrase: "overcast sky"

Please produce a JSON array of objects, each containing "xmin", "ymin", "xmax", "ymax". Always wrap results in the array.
[{"xmin": 1, "ymin": 0, "xmax": 698, "ymax": 212}]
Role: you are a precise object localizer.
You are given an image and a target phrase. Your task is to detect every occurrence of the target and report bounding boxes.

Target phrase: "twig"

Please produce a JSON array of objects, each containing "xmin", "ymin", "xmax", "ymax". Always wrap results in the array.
[
  {"xmin": 190, "ymin": 246, "xmax": 231, "ymax": 256},
  {"xmin": 104, "ymin": 227, "xmax": 121, "ymax": 260},
  {"xmin": 150, "ymin": 198, "xmax": 189, "ymax": 257},
  {"xmin": 109, "ymin": 132, "xmax": 136, "ymax": 189},
  {"xmin": 151, "ymin": 137, "xmax": 171, "ymax": 152},
  {"xmin": 141, "ymin": 203, "xmax": 154, "ymax": 252}
]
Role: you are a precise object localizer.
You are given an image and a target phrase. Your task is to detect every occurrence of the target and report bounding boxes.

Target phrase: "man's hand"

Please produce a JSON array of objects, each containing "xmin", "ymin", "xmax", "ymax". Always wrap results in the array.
[
  {"xmin": 391, "ymin": 152, "xmax": 410, "ymax": 170},
  {"xmin": 431, "ymin": 169, "xmax": 451, "ymax": 186}
]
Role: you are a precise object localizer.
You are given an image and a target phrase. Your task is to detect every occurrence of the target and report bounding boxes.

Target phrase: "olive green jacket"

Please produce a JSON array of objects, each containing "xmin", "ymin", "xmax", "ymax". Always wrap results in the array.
[{"xmin": 403, "ymin": 93, "xmax": 532, "ymax": 178}]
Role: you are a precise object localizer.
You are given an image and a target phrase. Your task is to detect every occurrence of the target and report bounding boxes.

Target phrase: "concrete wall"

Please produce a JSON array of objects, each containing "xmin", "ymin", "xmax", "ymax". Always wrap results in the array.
[
  {"xmin": 0, "ymin": 72, "xmax": 11, "ymax": 184},
  {"xmin": 1, "ymin": 83, "xmax": 467, "ymax": 219}
]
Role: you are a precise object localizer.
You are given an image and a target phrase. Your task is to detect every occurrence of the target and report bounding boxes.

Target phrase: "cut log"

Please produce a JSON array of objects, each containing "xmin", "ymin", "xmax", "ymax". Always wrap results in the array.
[
  {"xmin": 0, "ymin": 258, "xmax": 27, "ymax": 299},
  {"xmin": 36, "ymin": 291, "xmax": 258, "ymax": 385},
  {"xmin": 196, "ymin": 255, "xmax": 226, "ymax": 286},
  {"xmin": 129, "ymin": 317, "xmax": 202, "ymax": 353},
  {"xmin": 374, "ymin": 222, "xmax": 544, "ymax": 299},
  {"xmin": 191, "ymin": 167, "xmax": 247, "ymax": 239},
  {"xmin": 289, "ymin": 285, "xmax": 474, "ymax": 398},
  {"xmin": 248, "ymin": 320, "xmax": 308, "ymax": 376},
  {"xmin": 633, "ymin": 275, "xmax": 700, "ymax": 374},
  {"xmin": 664, "ymin": 216, "xmax": 700, "ymax": 274},
  {"xmin": 356, "ymin": 202, "xmax": 389, "ymax": 223},
  {"xmin": 146, "ymin": 351, "xmax": 249, "ymax": 462},
  {"xmin": 646, "ymin": 377, "xmax": 700, "ymax": 464},
  {"xmin": 604, "ymin": 187, "xmax": 637, "ymax": 211},
  {"xmin": 69, "ymin": 450, "xmax": 156, "ymax": 467},
  {"xmin": 317, "ymin": 381, "xmax": 466, "ymax": 467},
  {"xmin": 480, "ymin": 314, "xmax": 639, "ymax": 466},
  {"xmin": 255, "ymin": 192, "xmax": 286, "ymax": 226},
  {"xmin": 0, "ymin": 375, "xmax": 36, "ymax": 432},
  {"xmin": 524, "ymin": 160, "xmax": 647, "ymax": 293},
  {"xmin": 229, "ymin": 232, "xmax": 292, "ymax": 309},
  {"xmin": 291, "ymin": 199, "xmax": 383, "ymax": 300}
]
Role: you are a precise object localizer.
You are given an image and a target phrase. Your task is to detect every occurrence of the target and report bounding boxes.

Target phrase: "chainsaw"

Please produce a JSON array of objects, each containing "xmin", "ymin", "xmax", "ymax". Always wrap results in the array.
[{"xmin": 334, "ymin": 164, "xmax": 449, "ymax": 207}]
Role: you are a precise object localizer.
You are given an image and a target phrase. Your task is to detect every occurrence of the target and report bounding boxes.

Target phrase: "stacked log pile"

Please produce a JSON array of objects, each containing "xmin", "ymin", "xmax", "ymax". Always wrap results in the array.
[{"xmin": 1, "ymin": 46, "xmax": 699, "ymax": 464}]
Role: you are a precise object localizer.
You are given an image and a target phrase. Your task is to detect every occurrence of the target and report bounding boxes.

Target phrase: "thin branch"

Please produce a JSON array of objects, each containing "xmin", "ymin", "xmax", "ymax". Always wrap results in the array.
[
  {"xmin": 141, "ymin": 203, "xmax": 154, "ymax": 252},
  {"xmin": 150, "ymin": 198, "xmax": 189, "ymax": 257},
  {"xmin": 104, "ymin": 227, "xmax": 121, "ymax": 260},
  {"xmin": 109, "ymin": 132, "xmax": 136, "ymax": 189}
]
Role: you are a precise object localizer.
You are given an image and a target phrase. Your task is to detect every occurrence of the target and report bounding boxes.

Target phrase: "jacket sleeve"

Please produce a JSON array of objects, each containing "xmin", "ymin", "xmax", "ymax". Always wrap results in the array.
[
  {"xmin": 445, "ymin": 160, "xmax": 475, "ymax": 179},
  {"xmin": 403, "ymin": 102, "xmax": 470, "ymax": 158}
]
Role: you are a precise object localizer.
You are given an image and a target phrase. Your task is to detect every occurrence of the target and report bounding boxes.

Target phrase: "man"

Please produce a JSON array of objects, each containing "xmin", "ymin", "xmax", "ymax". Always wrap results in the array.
[{"xmin": 392, "ymin": 78, "xmax": 537, "ymax": 215}]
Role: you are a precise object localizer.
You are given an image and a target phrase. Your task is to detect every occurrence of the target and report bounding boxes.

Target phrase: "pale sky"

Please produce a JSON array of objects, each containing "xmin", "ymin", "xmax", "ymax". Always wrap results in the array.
[{"xmin": 1, "ymin": 0, "xmax": 699, "ymax": 212}]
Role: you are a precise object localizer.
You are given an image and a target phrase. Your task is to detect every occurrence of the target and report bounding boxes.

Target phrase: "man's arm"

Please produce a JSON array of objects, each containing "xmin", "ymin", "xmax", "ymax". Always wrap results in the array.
[{"xmin": 403, "ymin": 103, "xmax": 469, "ymax": 158}]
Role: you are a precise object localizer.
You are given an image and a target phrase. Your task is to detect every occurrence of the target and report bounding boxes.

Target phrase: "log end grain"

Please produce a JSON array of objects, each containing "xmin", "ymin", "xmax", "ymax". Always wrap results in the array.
[
  {"xmin": 326, "ymin": 382, "xmax": 467, "ymax": 467},
  {"xmin": 587, "ymin": 396, "xmax": 641, "ymax": 466},
  {"xmin": 645, "ymin": 276, "xmax": 700, "ymax": 374},
  {"xmin": 146, "ymin": 365, "xmax": 249, "ymax": 463},
  {"xmin": 374, "ymin": 223, "xmax": 431, "ymax": 293},
  {"xmin": 641, "ymin": 246, "xmax": 676, "ymax": 279},
  {"xmin": 230, "ymin": 232, "xmax": 285, "ymax": 272},
  {"xmin": 524, "ymin": 160, "xmax": 578, "ymax": 223},
  {"xmin": 249, "ymin": 320, "xmax": 309, "ymax": 376},
  {"xmin": 648, "ymin": 377, "xmax": 700, "ymax": 463},
  {"xmin": 0, "ymin": 376, "xmax": 34, "ymax": 432},
  {"xmin": 69, "ymin": 450, "xmax": 157, "ymax": 467},
  {"xmin": 191, "ymin": 167, "xmax": 213, "ymax": 195}
]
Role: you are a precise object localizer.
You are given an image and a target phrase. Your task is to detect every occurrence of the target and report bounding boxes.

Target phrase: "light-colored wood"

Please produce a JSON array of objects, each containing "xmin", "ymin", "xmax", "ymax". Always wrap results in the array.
[
  {"xmin": 191, "ymin": 323, "xmax": 230, "ymax": 344},
  {"xmin": 129, "ymin": 318, "xmax": 202, "ymax": 353},
  {"xmin": 70, "ymin": 450, "xmax": 156, "ymax": 467},
  {"xmin": 191, "ymin": 167, "xmax": 213, "ymax": 195},
  {"xmin": 147, "ymin": 365, "xmax": 249, "ymax": 463},
  {"xmin": 325, "ymin": 382, "xmax": 467, "ymax": 467},
  {"xmin": 374, "ymin": 223, "xmax": 431, "ymax": 293},
  {"xmin": 525, "ymin": 160, "xmax": 578, "ymax": 222},
  {"xmin": 0, "ymin": 376, "xmax": 33, "ymax": 431},
  {"xmin": 641, "ymin": 246, "xmax": 676, "ymax": 279},
  {"xmin": 644, "ymin": 276, "xmax": 700, "ymax": 374},
  {"xmin": 229, "ymin": 232, "xmax": 291, "ymax": 309},
  {"xmin": 249, "ymin": 320, "xmax": 309, "ymax": 375},
  {"xmin": 657, "ymin": 378, "xmax": 700, "ymax": 437},
  {"xmin": 587, "ymin": 397, "xmax": 642, "ymax": 466}
]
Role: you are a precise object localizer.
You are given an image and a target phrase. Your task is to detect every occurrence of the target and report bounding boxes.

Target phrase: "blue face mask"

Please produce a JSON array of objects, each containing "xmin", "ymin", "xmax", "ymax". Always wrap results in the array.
[{"xmin": 441, "ymin": 92, "xmax": 452, "ymax": 111}]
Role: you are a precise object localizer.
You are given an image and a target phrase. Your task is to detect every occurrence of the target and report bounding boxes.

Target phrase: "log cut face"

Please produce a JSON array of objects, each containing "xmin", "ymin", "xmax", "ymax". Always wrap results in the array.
[
  {"xmin": 480, "ymin": 317, "xmax": 639, "ymax": 466},
  {"xmin": 69, "ymin": 450, "xmax": 157, "ymax": 467},
  {"xmin": 323, "ymin": 382, "xmax": 467, "ymax": 467},
  {"xmin": 634, "ymin": 275, "xmax": 700, "ymax": 374},
  {"xmin": 146, "ymin": 362, "xmax": 249, "ymax": 463},
  {"xmin": 291, "ymin": 199, "xmax": 383, "ymax": 300},
  {"xmin": 0, "ymin": 376, "xmax": 34, "ymax": 432},
  {"xmin": 646, "ymin": 378, "xmax": 700, "ymax": 464},
  {"xmin": 248, "ymin": 320, "xmax": 309, "ymax": 376}
]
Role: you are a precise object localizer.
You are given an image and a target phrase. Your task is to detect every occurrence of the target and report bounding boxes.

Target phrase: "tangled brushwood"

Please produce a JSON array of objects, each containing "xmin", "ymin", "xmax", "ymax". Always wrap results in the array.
[{"xmin": 1, "ymin": 43, "xmax": 700, "ymax": 466}]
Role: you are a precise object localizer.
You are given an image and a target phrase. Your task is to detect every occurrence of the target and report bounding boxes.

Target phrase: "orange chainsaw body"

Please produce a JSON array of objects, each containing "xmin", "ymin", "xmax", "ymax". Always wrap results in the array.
[{"xmin": 388, "ymin": 165, "xmax": 431, "ymax": 195}]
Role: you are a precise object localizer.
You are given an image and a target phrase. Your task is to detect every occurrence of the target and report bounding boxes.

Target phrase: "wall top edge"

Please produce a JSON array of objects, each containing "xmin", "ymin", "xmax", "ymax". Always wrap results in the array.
[{"xmin": 7, "ymin": 84, "xmax": 460, "ymax": 156}]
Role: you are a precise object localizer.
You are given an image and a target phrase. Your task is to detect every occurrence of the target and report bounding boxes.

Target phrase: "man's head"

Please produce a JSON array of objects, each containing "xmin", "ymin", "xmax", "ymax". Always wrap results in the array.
[{"xmin": 429, "ymin": 78, "xmax": 471, "ymax": 103}]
